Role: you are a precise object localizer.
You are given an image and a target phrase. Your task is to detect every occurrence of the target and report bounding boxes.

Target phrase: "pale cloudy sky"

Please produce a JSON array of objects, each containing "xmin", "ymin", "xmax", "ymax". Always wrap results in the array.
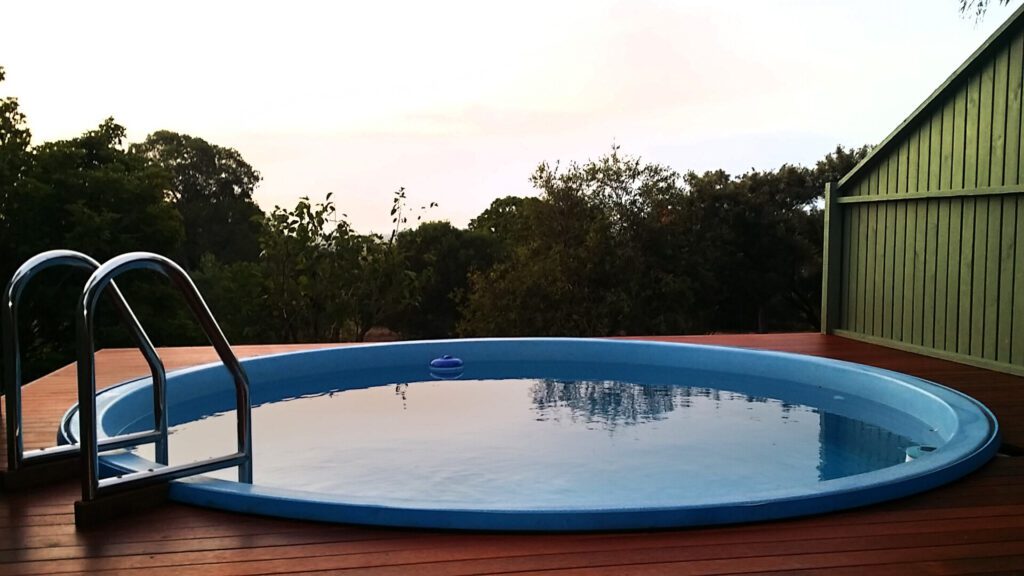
[{"xmin": 1, "ymin": 1, "xmax": 1019, "ymax": 233}]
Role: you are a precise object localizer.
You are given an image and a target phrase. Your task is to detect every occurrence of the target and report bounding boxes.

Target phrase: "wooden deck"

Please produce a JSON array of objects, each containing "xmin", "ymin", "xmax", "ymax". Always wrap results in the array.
[{"xmin": 1, "ymin": 333, "xmax": 1022, "ymax": 575}]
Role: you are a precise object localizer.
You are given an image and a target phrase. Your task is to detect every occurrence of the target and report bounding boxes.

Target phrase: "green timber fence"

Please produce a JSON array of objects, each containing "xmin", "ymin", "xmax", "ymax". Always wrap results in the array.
[{"xmin": 821, "ymin": 7, "xmax": 1024, "ymax": 377}]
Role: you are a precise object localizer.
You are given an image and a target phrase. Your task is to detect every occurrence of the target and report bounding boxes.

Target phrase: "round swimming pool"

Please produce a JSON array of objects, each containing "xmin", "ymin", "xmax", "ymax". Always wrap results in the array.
[{"xmin": 60, "ymin": 339, "xmax": 999, "ymax": 531}]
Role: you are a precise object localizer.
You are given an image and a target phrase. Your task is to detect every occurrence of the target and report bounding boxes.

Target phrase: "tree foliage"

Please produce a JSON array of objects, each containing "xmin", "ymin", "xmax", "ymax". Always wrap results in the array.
[
  {"xmin": 199, "ymin": 192, "xmax": 422, "ymax": 344},
  {"xmin": 1, "ymin": 68, "xmax": 871, "ymax": 382},
  {"xmin": 960, "ymin": 0, "xmax": 1014, "ymax": 19},
  {"xmin": 459, "ymin": 145, "xmax": 868, "ymax": 337},
  {"xmin": 1, "ymin": 66, "xmax": 33, "ymax": 285},
  {"xmin": 1, "ymin": 112, "xmax": 189, "ymax": 380},
  {"xmin": 131, "ymin": 131, "xmax": 264, "ymax": 268},
  {"xmin": 393, "ymin": 221, "xmax": 498, "ymax": 339}
]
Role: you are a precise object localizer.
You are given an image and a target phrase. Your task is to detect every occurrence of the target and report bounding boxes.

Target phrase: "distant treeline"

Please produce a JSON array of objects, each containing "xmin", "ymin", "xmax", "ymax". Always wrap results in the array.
[{"xmin": 0, "ymin": 66, "xmax": 869, "ymax": 381}]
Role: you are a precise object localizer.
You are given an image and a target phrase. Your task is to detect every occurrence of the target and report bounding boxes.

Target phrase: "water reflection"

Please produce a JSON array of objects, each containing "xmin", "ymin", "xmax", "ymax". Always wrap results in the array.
[
  {"xmin": 529, "ymin": 378, "xmax": 790, "ymax": 432},
  {"xmin": 394, "ymin": 383, "xmax": 408, "ymax": 409},
  {"xmin": 818, "ymin": 412, "xmax": 913, "ymax": 479},
  {"xmin": 528, "ymin": 378, "xmax": 916, "ymax": 479}
]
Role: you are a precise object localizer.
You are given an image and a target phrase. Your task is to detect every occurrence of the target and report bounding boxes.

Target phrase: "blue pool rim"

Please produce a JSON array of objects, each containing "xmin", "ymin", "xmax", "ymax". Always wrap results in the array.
[{"xmin": 59, "ymin": 338, "xmax": 1001, "ymax": 531}]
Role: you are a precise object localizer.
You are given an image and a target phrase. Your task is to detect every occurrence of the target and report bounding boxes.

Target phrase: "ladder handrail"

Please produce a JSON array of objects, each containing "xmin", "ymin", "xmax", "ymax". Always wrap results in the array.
[
  {"xmin": 76, "ymin": 252, "xmax": 252, "ymax": 501},
  {"xmin": 3, "ymin": 250, "xmax": 168, "ymax": 473}
]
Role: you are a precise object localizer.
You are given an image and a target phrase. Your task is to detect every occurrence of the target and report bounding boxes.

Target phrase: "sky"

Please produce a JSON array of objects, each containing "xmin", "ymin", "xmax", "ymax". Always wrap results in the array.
[{"xmin": 1, "ymin": 0, "xmax": 1020, "ymax": 233}]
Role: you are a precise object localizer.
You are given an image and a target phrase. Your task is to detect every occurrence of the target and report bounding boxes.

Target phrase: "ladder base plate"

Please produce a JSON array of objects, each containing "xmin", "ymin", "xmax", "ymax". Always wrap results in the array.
[
  {"xmin": 0, "ymin": 456, "xmax": 79, "ymax": 491},
  {"xmin": 74, "ymin": 482, "xmax": 169, "ymax": 528}
]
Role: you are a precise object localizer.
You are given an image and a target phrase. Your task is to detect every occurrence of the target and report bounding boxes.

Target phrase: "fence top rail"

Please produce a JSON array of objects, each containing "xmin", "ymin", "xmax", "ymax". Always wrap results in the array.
[{"xmin": 834, "ymin": 184, "xmax": 1024, "ymax": 204}]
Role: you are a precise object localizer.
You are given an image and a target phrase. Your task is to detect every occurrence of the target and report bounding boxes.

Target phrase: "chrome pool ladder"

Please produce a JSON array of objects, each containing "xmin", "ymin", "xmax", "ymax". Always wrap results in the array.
[
  {"xmin": 2, "ymin": 250, "xmax": 252, "ymax": 525},
  {"xmin": 76, "ymin": 252, "xmax": 252, "ymax": 505},
  {"xmin": 2, "ymin": 250, "xmax": 169, "ymax": 488}
]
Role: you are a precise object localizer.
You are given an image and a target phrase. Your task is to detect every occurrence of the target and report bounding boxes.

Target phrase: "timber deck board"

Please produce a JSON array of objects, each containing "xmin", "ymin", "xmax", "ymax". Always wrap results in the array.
[{"xmin": 1, "ymin": 333, "xmax": 1022, "ymax": 575}]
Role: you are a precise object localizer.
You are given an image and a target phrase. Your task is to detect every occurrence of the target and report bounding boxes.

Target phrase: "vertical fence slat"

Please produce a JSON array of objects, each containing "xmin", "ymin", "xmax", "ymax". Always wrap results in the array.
[
  {"xmin": 946, "ymin": 199, "xmax": 964, "ymax": 353},
  {"xmin": 983, "ymin": 46, "xmax": 1010, "ymax": 363},
  {"xmin": 864, "ymin": 204, "xmax": 876, "ymax": 335},
  {"xmin": 934, "ymin": 199, "xmax": 951, "ymax": 350},
  {"xmin": 921, "ymin": 198, "xmax": 937, "ymax": 344},
  {"xmin": 874, "ymin": 201, "xmax": 887, "ymax": 336},
  {"xmin": 966, "ymin": 74, "xmax": 981, "ymax": 189},
  {"xmin": 997, "ymin": 196, "xmax": 1016, "ymax": 363},
  {"xmin": 920, "ymin": 120, "xmax": 932, "ymax": 191},
  {"xmin": 1013, "ymin": 198, "xmax": 1024, "ymax": 366},
  {"xmin": 883, "ymin": 157, "xmax": 898, "ymax": 339},
  {"xmin": 847, "ymin": 206, "xmax": 860, "ymax": 330},
  {"xmin": 960, "ymin": 73, "xmax": 982, "ymax": 356},
  {"xmin": 913, "ymin": 201, "xmax": 928, "ymax": 345},
  {"xmin": 883, "ymin": 200, "xmax": 896, "ymax": 339},
  {"xmin": 908, "ymin": 126, "xmax": 921, "ymax": 193},
  {"xmin": 857, "ymin": 203, "xmax": 868, "ymax": 333},
  {"xmin": 953, "ymin": 85, "xmax": 968, "ymax": 190},
  {"xmin": 879, "ymin": 158, "xmax": 891, "ymax": 196},
  {"xmin": 939, "ymin": 102, "xmax": 953, "ymax": 191},
  {"xmin": 974, "ymin": 60, "xmax": 991, "ymax": 186},
  {"xmin": 892, "ymin": 201, "xmax": 907, "ymax": 340},
  {"xmin": 930, "ymin": 111, "xmax": 943, "ymax": 190},
  {"xmin": 959, "ymin": 198, "xmax": 976, "ymax": 355},
  {"xmin": 897, "ymin": 142, "xmax": 909, "ymax": 195},
  {"xmin": 991, "ymin": 45, "xmax": 1009, "ymax": 188},
  {"xmin": 903, "ymin": 199, "xmax": 918, "ymax": 341},
  {"xmin": 983, "ymin": 199, "xmax": 1002, "ymax": 360},
  {"xmin": 1010, "ymin": 31, "xmax": 1024, "ymax": 186},
  {"xmin": 923, "ymin": 199, "xmax": 939, "ymax": 348},
  {"xmin": 971, "ymin": 197, "xmax": 989, "ymax": 358},
  {"xmin": 975, "ymin": 61, "xmax": 998, "ymax": 357},
  {"xmin": 887, "ymin": 156, "xmax": 897, "ymax": 197},
  {"xmin": 978, "ymin": 61, "xmax": 995, "ymax": 188},
  {"xmin": 841, "ymin": 206, "xmax": 853, "ymax": 329}
]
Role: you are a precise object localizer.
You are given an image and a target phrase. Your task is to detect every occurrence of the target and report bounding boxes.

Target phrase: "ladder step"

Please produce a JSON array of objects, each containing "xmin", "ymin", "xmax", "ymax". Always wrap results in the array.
[{"xmin": 97, "ymin": 453, "xmax": 248, "ymax": 496}]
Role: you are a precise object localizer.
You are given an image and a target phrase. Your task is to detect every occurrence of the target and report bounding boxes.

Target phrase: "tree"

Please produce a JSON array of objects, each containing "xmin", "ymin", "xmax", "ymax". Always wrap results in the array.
[
  {"xmin": 392, "ymin": 221, "xmax": 498, "ymax": 339},
  {"xmin": 257, "ymin": 194, "xmax": 353, "ymax": 342},
  {"xmin": 681, "ymin": 166, "xmax": 820, "ymax": 332},
  {"xmin": 12, "ymin": 119, "xmax": 184, "ymax": 260},
  {"xmin": 343, "ymin": 189, "xmax": 426, "ymax": 341},
  {"xmin": 131, "ymin": 131, "xmax": 264, "ymax": 268},
  {"xmin": 0, "ymin": 66, "xmax": 32, "ymax": 286},
  {"xmin": 673, "ymin": 145, "xmax": 868, "ymax": 333},
  {"xmin": 810, "ymin": 145, "xmax": 872, "ymax": 189},
  {"xmin": 460, "ymin": 147, "xmax": 687, "ymax": 337},
  {"xmin": 4, "ymin": 118, "xmax": 188, "ymax": 380},
  {"xmin": 251, "ymin": 192, "xmax": 421, "ymax": 343},
  {"xmin": 960, "ymin": 0, "xmax": 1014, "ymax": 18},
  {"xmin": 459, "ymin": 144, "xmax": 870, "ymax": 338},
  {"xmin": 343, "ymin": 232, "xmax": 415, "ymax": 341},
  {"xmin": 192, "ymin": 255, "xmax": 274, "ymax": 344}
]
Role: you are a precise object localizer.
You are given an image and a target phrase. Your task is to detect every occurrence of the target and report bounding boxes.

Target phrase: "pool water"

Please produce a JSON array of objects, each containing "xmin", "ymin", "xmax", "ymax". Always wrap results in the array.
[{"xmin": 132, "ymin": 373, "xmax": 941, "ymax": 511}]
